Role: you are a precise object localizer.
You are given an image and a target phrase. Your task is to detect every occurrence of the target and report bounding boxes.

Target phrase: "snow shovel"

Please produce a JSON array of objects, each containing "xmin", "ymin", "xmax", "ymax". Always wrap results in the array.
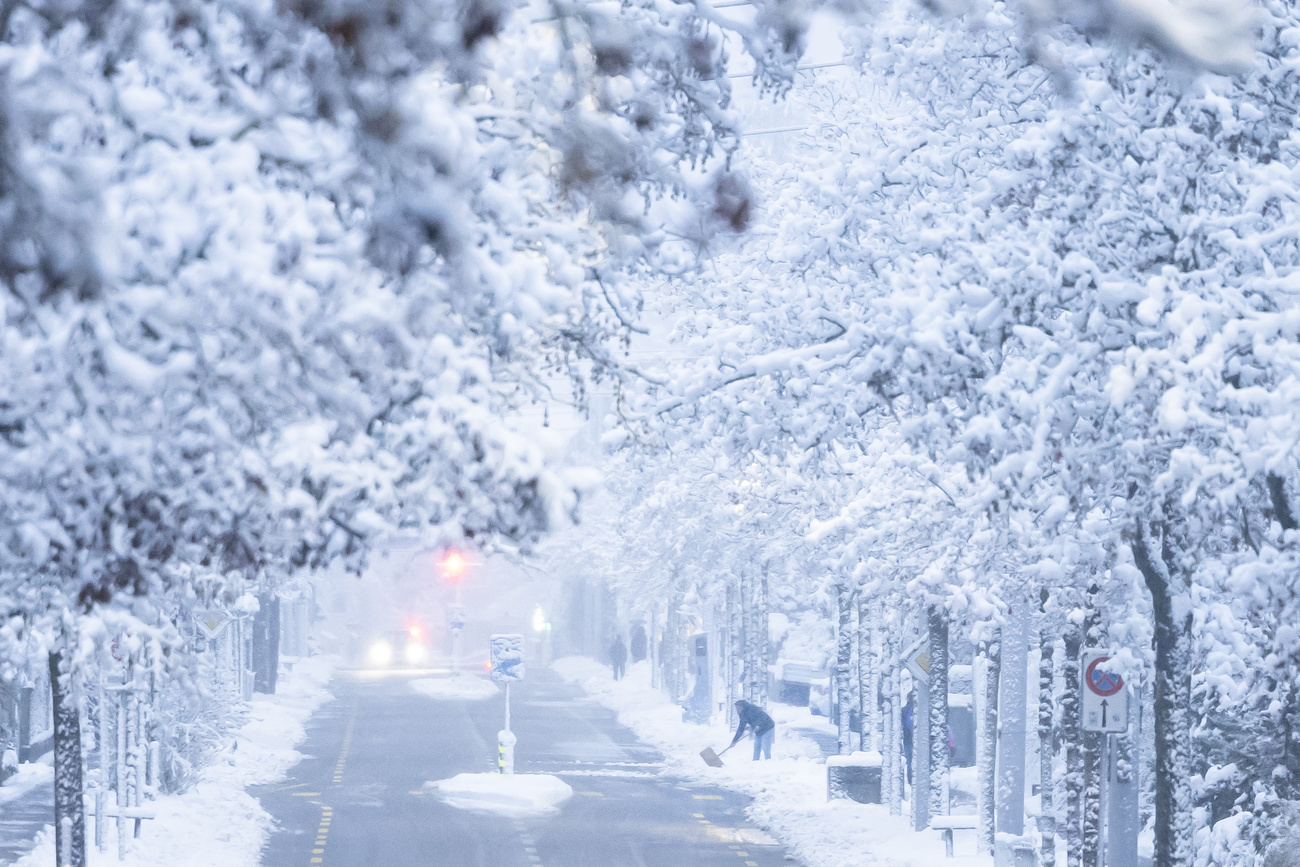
[{"xmin": 700, "ymin": 734, "xmax": 748, "ymax": 767}]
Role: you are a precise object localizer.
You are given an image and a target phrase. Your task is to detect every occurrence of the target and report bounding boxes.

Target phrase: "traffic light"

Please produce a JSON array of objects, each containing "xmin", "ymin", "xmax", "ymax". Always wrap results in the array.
[{"xmin": 439, "ymin": 549, "xmax": 467, "ymax": 583}]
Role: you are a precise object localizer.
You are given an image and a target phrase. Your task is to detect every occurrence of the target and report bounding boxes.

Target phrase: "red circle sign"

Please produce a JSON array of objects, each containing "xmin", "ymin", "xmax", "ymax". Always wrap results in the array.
[{"xmin": 1085, "ymin": 656, "xmax": 1124, "ymax": 696}]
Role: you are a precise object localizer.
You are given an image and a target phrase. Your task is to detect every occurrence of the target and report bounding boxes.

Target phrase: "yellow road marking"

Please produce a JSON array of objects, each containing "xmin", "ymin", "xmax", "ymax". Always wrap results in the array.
[
  {"xmin": 693, "ymin": 794, "xmax": 724, "ymax": 800},
  {"xmin": 692, "ymin": 813, "xmax": 705, "ymax": 819},
  {"xmin": 293, "ymin": 792, "xmax": 323, "ymax": 797},
  {"xmin": 307, "ymin": 800, "xmax": 334, "ymax": 867}
]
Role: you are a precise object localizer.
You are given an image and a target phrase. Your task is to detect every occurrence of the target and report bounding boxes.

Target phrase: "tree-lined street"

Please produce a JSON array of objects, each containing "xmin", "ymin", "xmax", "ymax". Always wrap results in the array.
[{"xmin": 254, "ymin": 668, "xmax": 792, "ymax": 867}]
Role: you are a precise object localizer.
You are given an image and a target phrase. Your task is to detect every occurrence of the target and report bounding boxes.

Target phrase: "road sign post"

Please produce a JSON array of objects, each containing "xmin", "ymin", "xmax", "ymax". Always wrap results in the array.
[
  {"xmin": 490, "ymin": 634, "xmax": 525, "ymax": 775},
  {"xmin": 447, "ymin": 604, "xmax": 467, "ymax": 668},
  {"xmin": 1082, "ymin": 651, "xmax": 1139, "ymax": 867}
]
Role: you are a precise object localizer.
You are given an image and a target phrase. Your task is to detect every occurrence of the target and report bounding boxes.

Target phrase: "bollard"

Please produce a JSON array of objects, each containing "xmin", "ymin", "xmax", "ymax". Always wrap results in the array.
[{"xmin": 498, "ymin": 730, "xmax": 517, "ymax": 775}]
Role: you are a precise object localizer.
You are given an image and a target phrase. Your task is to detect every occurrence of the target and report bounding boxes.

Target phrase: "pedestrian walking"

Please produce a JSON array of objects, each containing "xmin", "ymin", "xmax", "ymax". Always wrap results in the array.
[
  {"xmin": 610, "ymin": 635, "xmax": 628, "ymax": 680},
  {"xmin": 730, "ymin": 699, "xmax": 776, "ymax": 760},
  {"xmin": 630, "ymin": 624, "xmax": 648, "ymax": 663}
]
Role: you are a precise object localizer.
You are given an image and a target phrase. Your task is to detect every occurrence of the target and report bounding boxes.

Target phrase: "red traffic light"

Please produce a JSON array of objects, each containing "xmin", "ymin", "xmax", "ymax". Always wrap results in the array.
[{"xmin": 439, "ymin": 549, "xmax": 467, "ymax": 583}]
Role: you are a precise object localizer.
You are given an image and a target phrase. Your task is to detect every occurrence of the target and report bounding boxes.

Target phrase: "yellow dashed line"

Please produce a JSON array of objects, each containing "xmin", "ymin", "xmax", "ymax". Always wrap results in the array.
[
  {"xmin": 307, "ymin": 801, "xmax": 334, "ymax": 867},
  {"xmin": 292, "ymin": 792, "xmax": 323, "ymax": 797},
  {"xmin": 745, "ymin": 862, "xmax": 757, "ymax": 866},
  {"xmin": 692, "ymin": 813, "xmax": 705, "ymax": 819},
  {"xmin": 693, "ymin": 794, "xmax": 724, "ymax": 800},
  {"xmin": 331, "ymin": 711, "xmax": 356, "ymax": 786}
]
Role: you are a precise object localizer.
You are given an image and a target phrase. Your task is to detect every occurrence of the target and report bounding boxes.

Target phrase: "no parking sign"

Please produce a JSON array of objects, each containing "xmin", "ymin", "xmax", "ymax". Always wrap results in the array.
[{"xmin": 1082, "ymin": 651, "xmax": 1129, "ymax": 733}]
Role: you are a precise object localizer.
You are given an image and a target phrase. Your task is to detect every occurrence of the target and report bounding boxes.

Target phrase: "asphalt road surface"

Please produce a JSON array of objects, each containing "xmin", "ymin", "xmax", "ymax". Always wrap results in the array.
[{"xmin": 253, "ymin": 666, "xmax": 795, "ymax": 867}]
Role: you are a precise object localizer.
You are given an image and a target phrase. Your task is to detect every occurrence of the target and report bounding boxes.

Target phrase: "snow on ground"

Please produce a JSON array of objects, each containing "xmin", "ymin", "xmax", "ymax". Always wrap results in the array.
[
  {"xmin": 0, "ymin": 755, "xmax": 52, "ymax": 805},
  {"xmin": 16, "ymin": 656, "xmax": 336, "ymax": 867},
  {"xmin": 409, "ymin": 674, "xmax": 499, "ymax": 701},
  {"xmin": 428, "ymin": 772, "xmax": 573, "ymax": 817},
  {"xmin": 553, "ymin": 656, "xmax": 993, "ymax": 867}
]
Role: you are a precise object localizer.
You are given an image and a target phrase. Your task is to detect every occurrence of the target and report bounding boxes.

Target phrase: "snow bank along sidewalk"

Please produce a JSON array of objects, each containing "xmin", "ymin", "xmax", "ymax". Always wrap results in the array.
[
  {"xmin": 0, "ymin": 757, "xmax": 55, "ymax": 862},
  {"xmin": 16, "ymin": 656, "xmax": 335, "ymax": 867},
  {"xmin": 553, "ymin": 656, "xmax": 992, "ymax": 867}
]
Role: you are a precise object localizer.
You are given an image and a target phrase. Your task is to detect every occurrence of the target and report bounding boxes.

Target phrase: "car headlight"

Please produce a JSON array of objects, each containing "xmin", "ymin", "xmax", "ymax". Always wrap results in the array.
[
  {"xmin": 367, "ymin": 640, "xmax": 394, "ymax": 667},
  {"xmin": 404, "ymin": 642, "xmax": 427, "ymax": 665}
]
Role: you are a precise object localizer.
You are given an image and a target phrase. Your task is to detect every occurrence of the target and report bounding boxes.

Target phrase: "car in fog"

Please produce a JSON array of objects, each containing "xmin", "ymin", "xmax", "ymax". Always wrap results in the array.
[{"xmin": 353, "ymin": 621, "xmax": 432, "ymax": 669}]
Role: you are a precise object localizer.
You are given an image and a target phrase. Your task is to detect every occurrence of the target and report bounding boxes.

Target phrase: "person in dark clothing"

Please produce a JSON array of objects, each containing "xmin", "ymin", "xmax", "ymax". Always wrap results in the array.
[
  {"xmin": 610, "ymin": 635, "xmax": 628, "ymax": 680},
  {"xmin": 630, "ymin": 624, "xmax": 648, "ymax": 663},
  {"xmin": 731, "ymin": 699, "xmax": 776, "ymax": 760}
]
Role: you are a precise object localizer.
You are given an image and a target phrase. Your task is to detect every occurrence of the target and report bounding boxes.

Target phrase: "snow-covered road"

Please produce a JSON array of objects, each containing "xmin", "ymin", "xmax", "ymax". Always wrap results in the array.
[{"xmin": 253, "ymin": 664, "xmax": 795, "ymax": 866}]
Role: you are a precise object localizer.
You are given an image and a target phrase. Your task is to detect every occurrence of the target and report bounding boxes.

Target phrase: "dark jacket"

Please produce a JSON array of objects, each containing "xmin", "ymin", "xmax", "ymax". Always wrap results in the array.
[
  {"xmin": 610, "ymin": 637, "xmax": 628, "ymax": 664},
  {"xmin": 730, "ymin": 700, "xmax": 775, "ymax": 746}
]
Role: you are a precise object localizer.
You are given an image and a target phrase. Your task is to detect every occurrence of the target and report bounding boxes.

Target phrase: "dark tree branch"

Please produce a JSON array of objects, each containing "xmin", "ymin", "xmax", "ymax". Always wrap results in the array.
[{"xmin": 1268, "ymin": 472, "xmax": 1297, "ymax": 531}]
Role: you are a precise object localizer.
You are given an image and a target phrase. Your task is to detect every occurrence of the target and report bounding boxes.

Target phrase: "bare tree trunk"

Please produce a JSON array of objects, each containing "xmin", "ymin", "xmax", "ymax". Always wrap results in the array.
[
  {"xmin": 928, "ymin": 606, "xmax": 950, "ymax": 816},
  {"xmin": 1082, "ymin": 585, "xmax": 1103, "ymax": 867},
  {"xmin": 50, "ymin": 649, "xmax": 86, "ymax": 867},
  {"xmin": 859, "ymin": 598, "xmax": 877, "ymax": 752},
  {"xmin": 740, "ymin": 570, "xmax": 755, "ymax": 704},
  {"xmin": 1038, "ymin": 598, "xmax": 1057, "ymax": 867},
  {"xmin": 1062, "ymin": 623, "xmax": 1084, "ymax": 867},
  {"xmin": 883, "ymin": 656, "xmax": 897, "ymax": 811},
  {"xmin": 727, "ymin": 583, "xmax": 740, "ymax": 729},
  {"xmin": 850, "ymin": 598, "xmax": 862, "ymax": 751},
  {"xmin": 894, "ymin": 656, "xmax": 907, "ymax": 813},
  {"xmin": 836, "ymin": 584, "xmax": 853, "ymax": 755},
  {"xmin": 756, "ymin": 569, "xmax": 770, "ymax": 707},
  {"xmin": 649, "ymin": 605, "xmax": 660, "ymax": 691},
  {"xmin": 978, "ymin": 632, "xmax": 1001, "ymax": 855},
  {"xmin": 1131, "ymin": 518, "xmax": 1194, "ymax": 867}
]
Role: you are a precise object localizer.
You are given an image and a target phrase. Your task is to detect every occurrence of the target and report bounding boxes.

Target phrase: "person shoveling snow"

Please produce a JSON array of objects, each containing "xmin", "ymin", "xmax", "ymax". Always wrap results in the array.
[
  {"xmin": 428, "ymin": 773, "xmax": 573, "ymax": 818},
  {"xmin": 730, "ymin": 700, "xmax": 775, "ymax": 760},
  {"xmin": 701, "ymin": 700, "xmax": 775, "ymax": 766}
]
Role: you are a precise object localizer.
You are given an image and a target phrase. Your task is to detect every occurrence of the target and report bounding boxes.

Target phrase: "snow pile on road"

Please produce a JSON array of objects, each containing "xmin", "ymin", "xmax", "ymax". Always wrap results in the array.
[
  {"xmin": 16, "ymin": 656, "xmax": 336, "ymax": 867},
  {"xmin": 553, "ymin": 656, "xmax": 991, "ymax": 867},
  {"xmin": 410, "ymin": 674, "xmax": 499, "ymax": 701},
  {"xmin": 429, "ymin": 772, "xmax": 573, "ymax": 817}
]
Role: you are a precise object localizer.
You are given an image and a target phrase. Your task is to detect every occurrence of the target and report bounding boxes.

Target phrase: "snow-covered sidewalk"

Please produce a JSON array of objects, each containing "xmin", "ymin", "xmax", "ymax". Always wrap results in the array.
[
  {"xmin": 16, "ymin": 656, "xmax": 336, "ymax": 867},
  {"xmin": 553, "ymin": 656, "xmax": 992, "ymax": 867}
]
